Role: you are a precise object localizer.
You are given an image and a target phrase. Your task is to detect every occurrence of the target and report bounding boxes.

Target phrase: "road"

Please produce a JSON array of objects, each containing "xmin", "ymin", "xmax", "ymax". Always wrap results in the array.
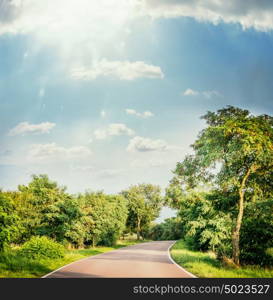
[{"xmin": 43, "ymin": 241, "xmax": 196, "ymax": 278}]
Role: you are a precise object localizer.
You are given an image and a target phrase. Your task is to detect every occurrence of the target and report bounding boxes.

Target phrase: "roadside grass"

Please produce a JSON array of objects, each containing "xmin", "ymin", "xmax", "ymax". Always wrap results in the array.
[
  {"xmin": 171, "ymin": 240, "xmax": 273, "ymax": 278},
  {"xmin": 0, "ymin": 239, "xmax": 148, "ymax": 278}
]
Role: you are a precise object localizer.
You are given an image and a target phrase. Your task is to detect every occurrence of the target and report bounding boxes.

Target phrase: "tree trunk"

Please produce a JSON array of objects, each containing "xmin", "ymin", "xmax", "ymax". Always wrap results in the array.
[
  {"xmin": 137, "ymin": 216, "xmax": 141, "ymax": 240},
  {"xmin": 231, "ymin": 167, "xmax": 252, "ymax": 265}
]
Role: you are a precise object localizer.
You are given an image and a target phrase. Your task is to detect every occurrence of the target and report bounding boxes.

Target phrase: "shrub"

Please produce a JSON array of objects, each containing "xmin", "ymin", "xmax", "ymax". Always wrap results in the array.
[{"xmin": 20, "ymin": 236, "xmax": 65, "ymax": 259}]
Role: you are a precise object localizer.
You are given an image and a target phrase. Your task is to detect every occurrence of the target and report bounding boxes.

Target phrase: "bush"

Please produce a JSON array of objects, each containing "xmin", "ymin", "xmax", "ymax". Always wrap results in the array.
[{"xmin": 20, "ymin": 236, "xmax": 65, "ymax": 259}]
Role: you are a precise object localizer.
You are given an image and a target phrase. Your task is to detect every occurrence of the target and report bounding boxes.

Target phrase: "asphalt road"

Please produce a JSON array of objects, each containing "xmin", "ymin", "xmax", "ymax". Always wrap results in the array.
[{"xmin": 43, "ymin": 241, "xmax": 196, "ymax": 278}]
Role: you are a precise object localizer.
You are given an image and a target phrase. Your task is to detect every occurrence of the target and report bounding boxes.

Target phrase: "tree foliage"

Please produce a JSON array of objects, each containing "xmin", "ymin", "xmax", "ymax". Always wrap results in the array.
[{"xmin": 0, "ymin": 192, "xmax": 18, "ymax": 251}]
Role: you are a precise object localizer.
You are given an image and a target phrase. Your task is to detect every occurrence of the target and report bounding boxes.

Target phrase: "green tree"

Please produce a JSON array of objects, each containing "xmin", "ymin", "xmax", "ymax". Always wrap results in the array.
[
  {"xmin": 0, "ymin": 192, "xmax": 18, "ymax": 251},
  {"xmin": 178, "ymin": 192, "xmax": 232, "ymax": 253},
  {"xmin": 149, "ymin": 217, "xmax": 183, "ymax": 241},
  {"xmin": 80, "ymin": 192, "xmax": 128, "ymax": 247},
  {"xmin": 122, "ymin": 184, "xmax": 163, "ymax": 240},
  {"xmin": 14, "ymin": 174, "xmax": 71, "ymax": 242},
  {"xmin": 39, "ymin": 196, "xmax": 83, "ymax": 243},
  {"xmin": 171, "ymin": 106, "xmax": 273, "ymax": 265}
]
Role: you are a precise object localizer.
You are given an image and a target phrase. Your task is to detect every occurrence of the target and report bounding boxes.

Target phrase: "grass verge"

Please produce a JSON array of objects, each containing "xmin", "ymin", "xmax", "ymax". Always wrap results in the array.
[
  {"xmin": 171, "ymin": 240, "xmax": 273, "ymax": 278},
  {"xmin": 0, "ymin": 239, "xmax": 149, "ymax": 278}
]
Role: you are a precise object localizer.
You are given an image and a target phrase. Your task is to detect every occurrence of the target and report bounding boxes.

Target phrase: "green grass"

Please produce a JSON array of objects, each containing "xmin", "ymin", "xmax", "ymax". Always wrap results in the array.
[
  {"xmin": 0, "ymin": 239, "xmax": 148, "ymax": 278},
  {"xmin": 171, "ymin": 240, "xmax": 273, "ymax": 278}
]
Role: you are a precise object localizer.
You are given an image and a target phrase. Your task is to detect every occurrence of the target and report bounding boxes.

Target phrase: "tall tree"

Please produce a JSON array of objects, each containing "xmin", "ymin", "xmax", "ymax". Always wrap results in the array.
[{"xmin": 171, "ymin": 106, "xmax": 273, "ymax": 265}]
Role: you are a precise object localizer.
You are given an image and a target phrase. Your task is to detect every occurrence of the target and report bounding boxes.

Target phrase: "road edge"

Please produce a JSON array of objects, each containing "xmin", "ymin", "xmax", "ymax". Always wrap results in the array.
[{"xmin": 167, "ymin": 241, "xmax": 197, "ymax": 278}]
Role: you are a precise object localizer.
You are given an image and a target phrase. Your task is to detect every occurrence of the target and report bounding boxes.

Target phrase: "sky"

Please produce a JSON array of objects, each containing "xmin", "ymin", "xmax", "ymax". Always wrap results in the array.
[{"xmin": 1, "ymin": 0, "xmax": 273, "ymax": 222}]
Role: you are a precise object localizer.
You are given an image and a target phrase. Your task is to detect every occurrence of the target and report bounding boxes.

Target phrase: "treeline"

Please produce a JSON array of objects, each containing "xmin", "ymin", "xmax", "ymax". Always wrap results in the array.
[
  {"xmin": 151, "ymin": 106, "xmax": 273, "ymax": 267},
  {"xmin": 0, "ymin": 175, "xmax": 163, "ymax": 251}
]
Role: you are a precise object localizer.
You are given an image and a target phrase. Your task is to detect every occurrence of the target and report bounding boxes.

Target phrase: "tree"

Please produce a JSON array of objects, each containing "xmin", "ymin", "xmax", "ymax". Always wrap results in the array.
[
  {"xmin": 79, "ymin": 192, "xmax": 128, "ymax": 247},
  {"xmin": 14, "ymin": 174, "xmax": 71, "ymax": 242},
  {"xmin": 0, "ymin": 192, "xmax": 18, "ymax": 251},
  {"xmin": 39, "ymin": 196, "xmax": 83, "ymax": 243},
  {"xmin": 98, "ymin": 195, "xmax": 128, "ymax": 246},
  {"xmin": 171, "ymin": 106, "xmax": 273, "ymax": 265},
  {"xmin": 149, "ymin": 217, "xmax": 183, "ymax": 241},
  {"xmin": 121, "ymin": 184, "xmax": 163, "ymax": 240}
]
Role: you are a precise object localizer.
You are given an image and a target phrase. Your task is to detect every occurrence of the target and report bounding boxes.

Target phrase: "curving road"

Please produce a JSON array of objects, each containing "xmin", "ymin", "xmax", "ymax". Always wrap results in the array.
[{"xmin": 43, "ymin": 241, "xmax": 196, "ymax": 278}]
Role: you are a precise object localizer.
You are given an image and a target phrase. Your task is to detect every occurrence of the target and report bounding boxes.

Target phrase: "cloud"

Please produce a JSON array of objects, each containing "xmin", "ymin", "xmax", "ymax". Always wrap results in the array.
[
  {"xmin": 94, "ymin": 123, "xmax": 135, "ymax": 140},
  {"xmin": 139, "ymin": 0, "xmax": 273, "ymax": 32},
  {"xmin": 28, "ymin": 143, "xmax": 92, "ymax": 162},
  {"xmin": 70, "ymin": 59, "xmax": 164, "ymax": 81},
  {"xmin": 183, "ymin": 88, "xmax": 199, "ymax": 96},
  {"xmin": 2, "ymin": 1, "xmax": 273, "ymax": 38},
  {"xmin": 125, "ymin": 108, "xmax": 154, "ymax": 118},
  {"xmin": 127, "ymin": 136, "xmax": 168, "ymax": 152},
  {"xmin": 183, "ymin": 88, "xmax": 221, "ymax": 98},
  {"xmin": 8, "ymin": 121, "xmax": 56, "ymax": 136},
  {"xmin": 0, "ymin": 0, "xmax": 21, "ymax": 24}
]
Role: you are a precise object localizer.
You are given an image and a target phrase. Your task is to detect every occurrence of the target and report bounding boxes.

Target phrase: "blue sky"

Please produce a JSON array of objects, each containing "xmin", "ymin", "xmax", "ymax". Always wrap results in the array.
[{"xmin": 1, "ymin": 0, "xmax": 273, "ymax": 221}]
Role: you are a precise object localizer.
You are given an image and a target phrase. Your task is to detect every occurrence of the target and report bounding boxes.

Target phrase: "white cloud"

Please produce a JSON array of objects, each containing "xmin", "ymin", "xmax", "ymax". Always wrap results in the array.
[
  {"xmin": 28, "ymin": 143, "xmax": 92, "ymax": 162},
  {"xmin": 127, "ymin": 136, "xmax": 168, "ymax": 152},
  {"xmin": 94, "ymin": 123, "xmax": 135, "ymax": 140},
  {"xmin": 1, "ymin": 0, "xmax": 273, "ymax": 40},
  {"xmin": 8, "ymin": 121, "xmax": 56, "ymax": 136},
  {"xmin": 125, "ymin": 108, "xmax": 154, "ymax": 118},
  {"xmin": 139, "ymin": 0, "xmax": 273, "ymax": 32},
  {"xmin": 70, "ymin": 59, "xmax": 164, "ymax": 81},
  {"xmin": 183, "ymin": 88, "xmax": 199, "ymax": 96},
  {"xmin": 183, "ymin": 88, "xmax": 221, "ymax": 98}
]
